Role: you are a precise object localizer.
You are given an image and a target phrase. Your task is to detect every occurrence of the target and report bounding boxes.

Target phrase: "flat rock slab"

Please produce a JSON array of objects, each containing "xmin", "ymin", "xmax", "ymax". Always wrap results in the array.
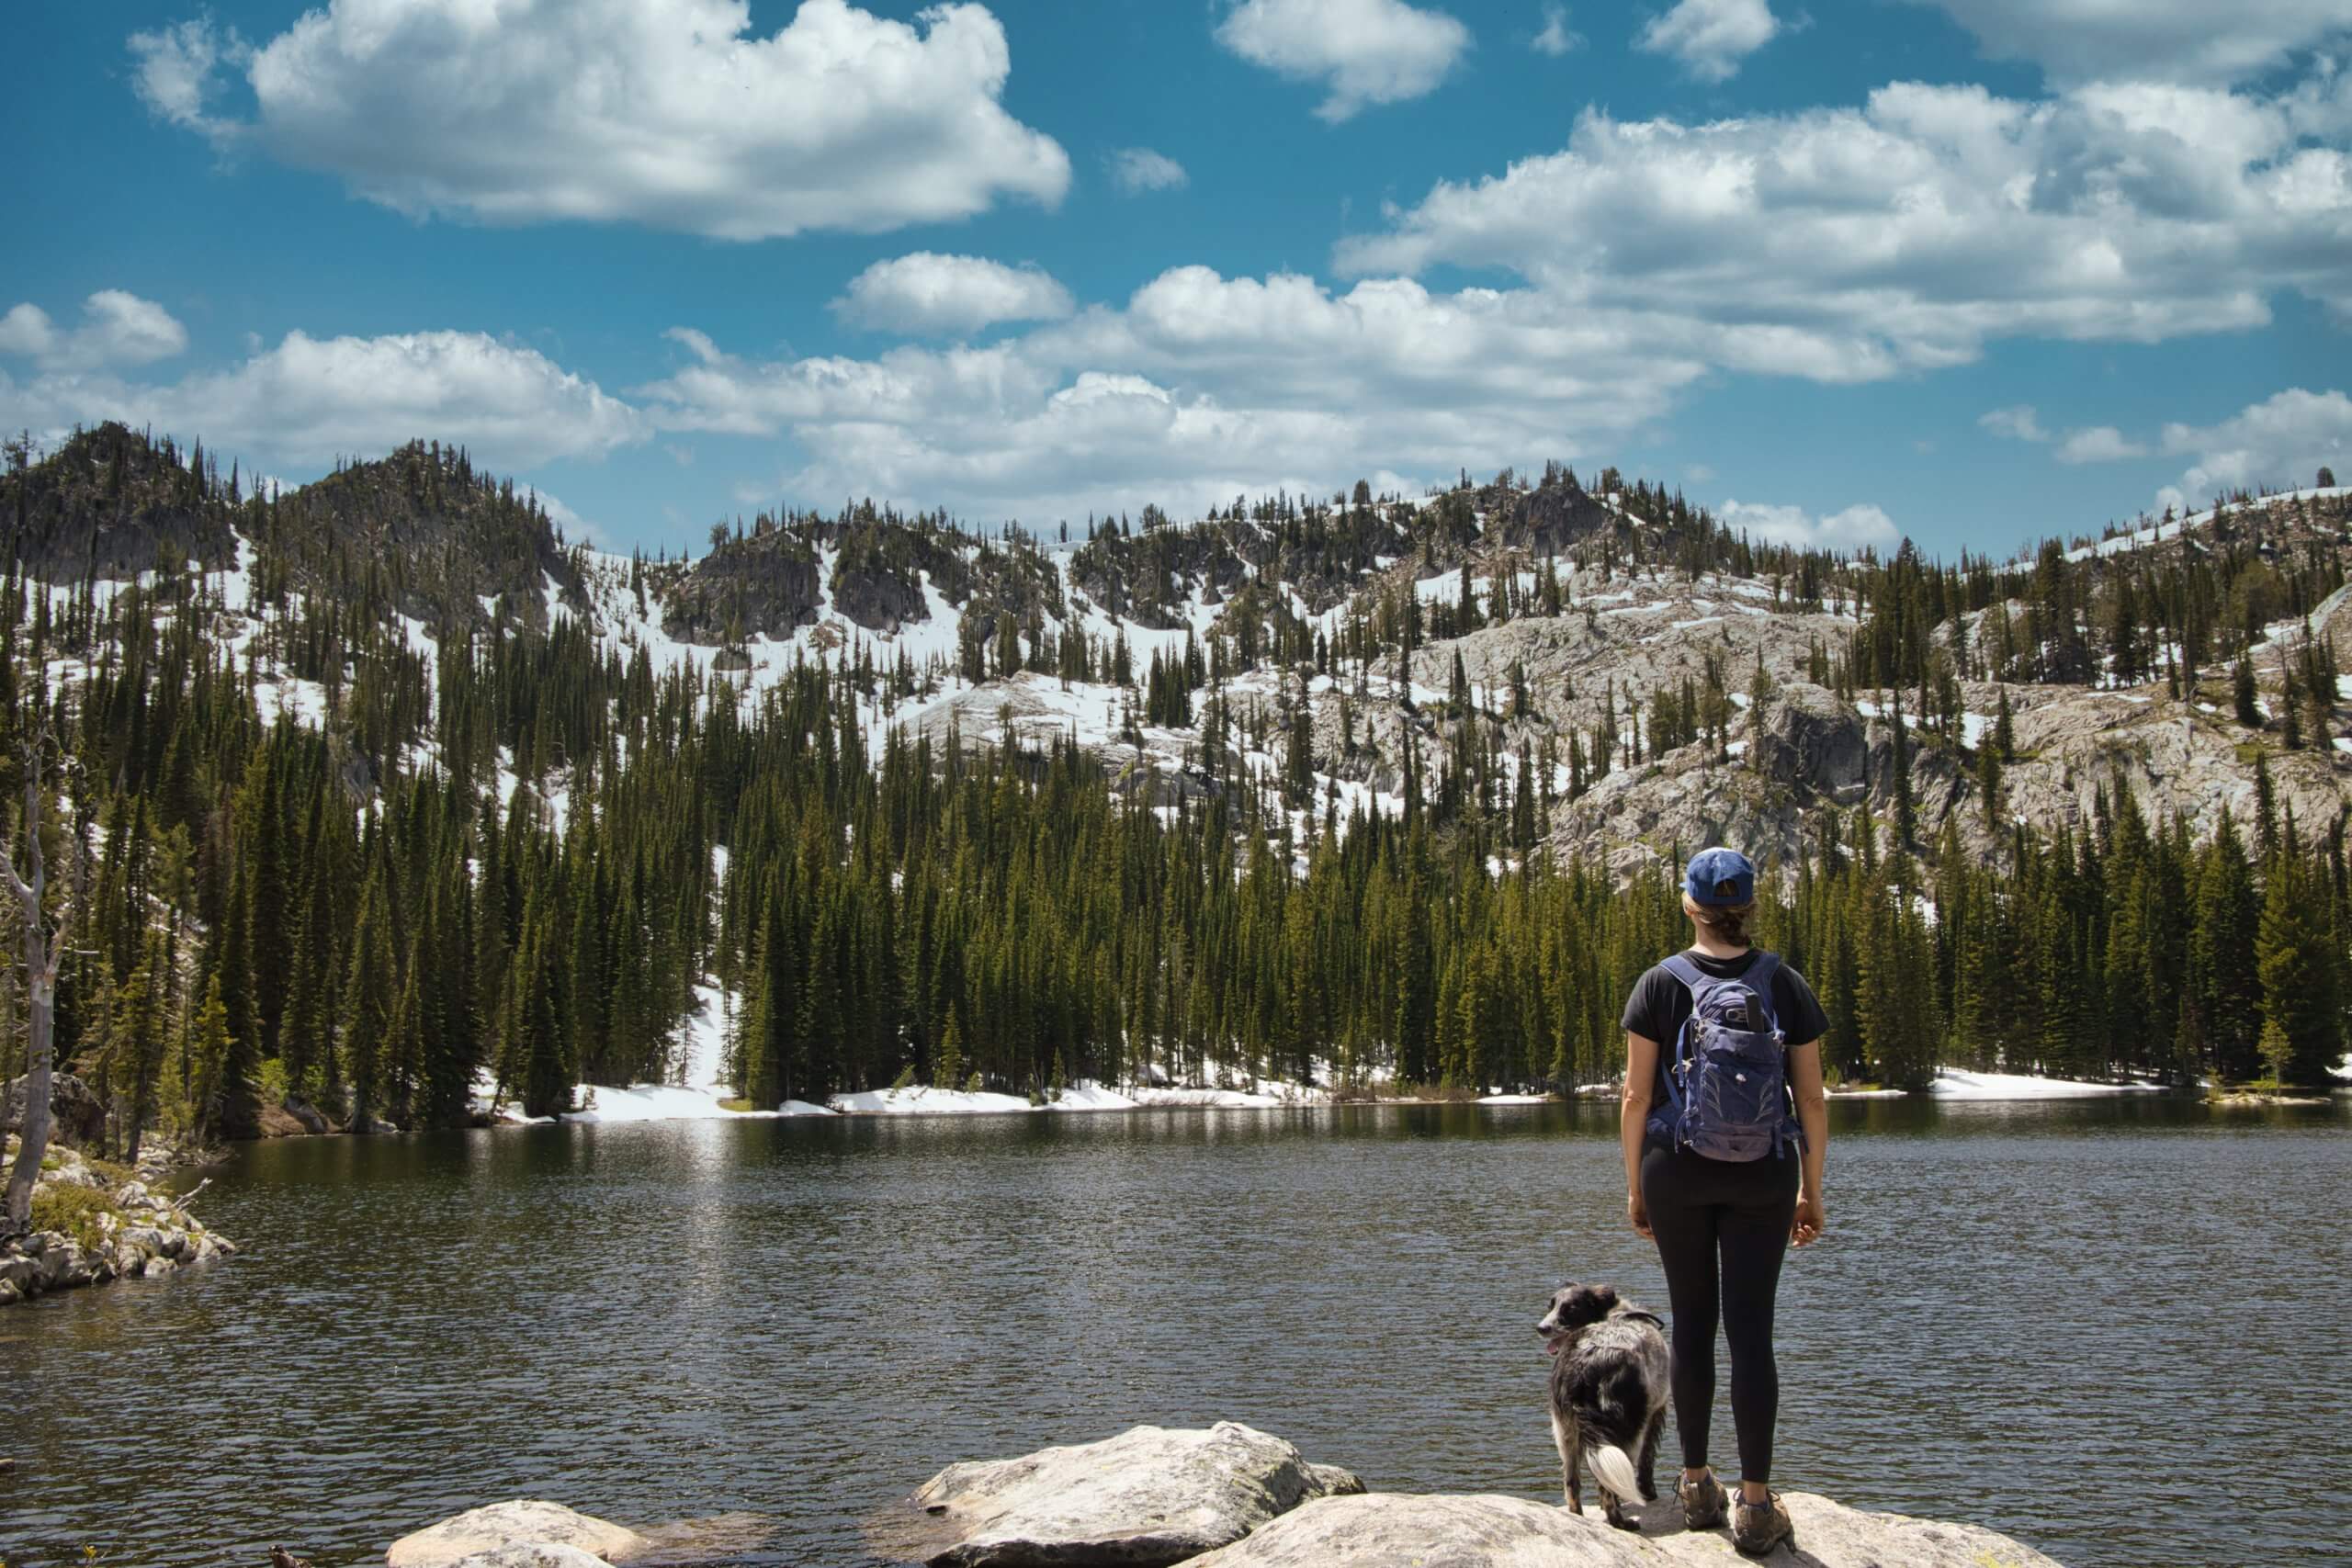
[
  {"xmin": 387, "ymin": 1500, "xmax": 649, "ymax": 1567},
  {"xmin": 897, "ymin": 1421, "xmax": 1364, "ymax": 1567},
  {"xmin": 1178, "ymin": 1491, "xmax": 2064, "ymax": 1568},
  {"xmin": 1644, "ymin": 1491, "xmax": 2064, "ymax": 1567},
  {"xmin": 1177, "ymin": 1495, "xmax": 1643, "ymax": 1567}
]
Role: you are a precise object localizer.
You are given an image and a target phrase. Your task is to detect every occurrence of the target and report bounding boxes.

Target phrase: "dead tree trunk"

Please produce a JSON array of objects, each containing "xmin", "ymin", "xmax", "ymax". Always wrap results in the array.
[{"xmin": 4, "ymin": 748, "xmax": 76, "ymax": 1236}]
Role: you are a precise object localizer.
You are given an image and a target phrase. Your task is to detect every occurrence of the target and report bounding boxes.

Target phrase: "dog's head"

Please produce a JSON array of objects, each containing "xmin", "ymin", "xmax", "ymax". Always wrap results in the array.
[{"xmin": 1536, "ymin": 1281, "xmax": 1619, "ymax": 1356}]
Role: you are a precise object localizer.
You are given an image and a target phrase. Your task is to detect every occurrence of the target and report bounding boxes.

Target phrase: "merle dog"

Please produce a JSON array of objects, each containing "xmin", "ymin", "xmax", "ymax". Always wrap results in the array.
[{"xmin": 1537, "ymin": 1281, "xmax": 1671, "ymax": 1529}]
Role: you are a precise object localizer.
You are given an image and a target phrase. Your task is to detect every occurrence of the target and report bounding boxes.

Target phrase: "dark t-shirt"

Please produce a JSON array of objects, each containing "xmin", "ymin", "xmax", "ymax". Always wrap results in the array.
[{"xmin": 1621, "ymin": 948, "xmax": 1829, "ymax": 1111}]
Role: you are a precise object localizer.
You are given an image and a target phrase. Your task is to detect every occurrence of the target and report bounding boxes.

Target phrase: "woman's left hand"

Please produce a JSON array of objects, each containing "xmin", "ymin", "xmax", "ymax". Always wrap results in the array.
[{"xmin": 1791, "ymin": 1191, "xmax": 1825, "ymax": 1247}]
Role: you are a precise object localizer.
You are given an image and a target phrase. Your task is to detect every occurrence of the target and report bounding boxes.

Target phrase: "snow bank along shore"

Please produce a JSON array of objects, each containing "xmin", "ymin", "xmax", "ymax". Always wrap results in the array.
[{"xmin": 455, "ymin": 978, "xmax": 2242, "ymax": 1129}]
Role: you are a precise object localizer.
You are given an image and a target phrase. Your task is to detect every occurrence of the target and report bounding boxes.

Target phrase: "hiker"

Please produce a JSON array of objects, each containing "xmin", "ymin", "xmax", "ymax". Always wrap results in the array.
[{"xmin": 1620, "ymin": 846, "xmax": 1830, "ymax": 1556}]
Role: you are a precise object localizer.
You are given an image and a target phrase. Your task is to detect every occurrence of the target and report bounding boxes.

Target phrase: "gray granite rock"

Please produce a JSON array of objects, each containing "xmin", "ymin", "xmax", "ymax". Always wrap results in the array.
[
  {"xmin": 447, "ymin": 1546, "xmax": 611, "ymax": 1568},
  {"xmin": 1176, "ymin": 1488, "xmax": 2067, "ymax": 1568},
  {"xmin": 386, "ymin": 1500, "xmax": 649, "ymax": 1566},
  {"xmin": 899, "ymin": 1421, "xmax": 1363, "ymax": 1567}
]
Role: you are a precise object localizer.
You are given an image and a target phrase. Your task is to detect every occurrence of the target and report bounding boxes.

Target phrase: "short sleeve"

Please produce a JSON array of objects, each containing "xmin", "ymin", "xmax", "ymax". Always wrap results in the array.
[
  {"xmin": 1774, "ymin": 965, "xmax": 1829, "ymax": 1048},
  {"xmin": 1621, "ymin": 966, "xmax": 1669, "ymax": 1043}
]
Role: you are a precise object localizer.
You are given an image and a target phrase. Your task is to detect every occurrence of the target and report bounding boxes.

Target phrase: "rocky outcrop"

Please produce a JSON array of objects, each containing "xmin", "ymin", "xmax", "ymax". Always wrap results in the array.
[
  {"xmin": 834, "ymin": 562, "xmax": 932, "ymax": 632},
  {"xmin": 890, "ymin": 1422, "xmax": 1364, "ymax": 1567},
  {"xmin": 1178, "ymin": 1489, "xmax": 2064, "ymax": 1567},
  {"xmin": 1752, "ymin": 683, "xmax": 1869, "ymax": 802},
  {"xmin": 659, "ymin": 532, "xmax": 822, "ymax": 644},
  {"xmin": 386, "ymin": 1500, "xmax": 650, "ymax": 1567},
  {"xmin": 0, "ymin": 1144, "xmax": 235, "ymax": 1306}
]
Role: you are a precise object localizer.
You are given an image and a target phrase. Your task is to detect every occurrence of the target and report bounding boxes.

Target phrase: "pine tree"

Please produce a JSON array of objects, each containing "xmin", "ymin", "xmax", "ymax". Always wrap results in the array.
[
  {"xmin": 2255, "ymin": 854, "xmax": 2344, "ymax": 1085},
  {"xmin": 340, "ymin": 872, "xmax": 396, "ymax": 1130}
]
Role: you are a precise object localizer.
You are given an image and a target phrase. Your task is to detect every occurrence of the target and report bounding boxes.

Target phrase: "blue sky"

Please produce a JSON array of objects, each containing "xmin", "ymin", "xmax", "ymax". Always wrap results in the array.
[{"xmin": 4, "ymin": 0, "xmax": 2348, "ymax": 559}]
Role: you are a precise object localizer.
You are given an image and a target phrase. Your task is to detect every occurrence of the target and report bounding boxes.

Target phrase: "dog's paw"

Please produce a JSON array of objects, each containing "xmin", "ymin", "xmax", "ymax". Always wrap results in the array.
[{"xmin": 1605, "ymin": 1506, "xmax": 1642, "ymax": 1532}]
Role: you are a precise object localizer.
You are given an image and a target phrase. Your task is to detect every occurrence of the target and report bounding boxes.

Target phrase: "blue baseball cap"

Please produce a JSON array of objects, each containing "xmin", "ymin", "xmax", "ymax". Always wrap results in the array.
[{"xmin": 1685, "ymin": 847, "xmax": 1756, "ymax": 906}]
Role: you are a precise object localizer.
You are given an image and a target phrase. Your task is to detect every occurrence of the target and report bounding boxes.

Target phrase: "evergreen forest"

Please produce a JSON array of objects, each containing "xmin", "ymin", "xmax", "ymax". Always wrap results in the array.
[{"xmin": 3, "ymin": 424, "xmax": 2346, "ymax": 1159}]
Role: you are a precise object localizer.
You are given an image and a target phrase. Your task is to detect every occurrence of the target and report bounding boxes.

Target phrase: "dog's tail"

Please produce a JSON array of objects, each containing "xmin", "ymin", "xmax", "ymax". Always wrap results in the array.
[{"xmin": 1585, "ymin": 1441, "xmax": 1641, "ymax": 1506}]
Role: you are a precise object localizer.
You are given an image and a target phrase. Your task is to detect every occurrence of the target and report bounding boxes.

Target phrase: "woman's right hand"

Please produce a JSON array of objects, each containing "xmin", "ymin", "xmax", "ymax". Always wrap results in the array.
[
  {"xmin": 1792, "ymin": 1191, "xmax": 1825, "ymax": 1247},
  {"xmin": 1628, "ymin": 1191, "xmax": 1653, "ymax": 1240}
]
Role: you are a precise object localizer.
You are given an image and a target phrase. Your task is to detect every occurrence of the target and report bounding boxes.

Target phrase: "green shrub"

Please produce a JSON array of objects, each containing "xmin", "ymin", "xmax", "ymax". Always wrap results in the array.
[{"xmin": 29, "ymin": 1184, "xmax": 121, "ymax": 1251}]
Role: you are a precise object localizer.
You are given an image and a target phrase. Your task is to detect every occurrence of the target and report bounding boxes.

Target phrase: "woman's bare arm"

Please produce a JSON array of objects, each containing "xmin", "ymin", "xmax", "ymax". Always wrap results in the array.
[
  {"xmin": 1622, "ymin": 1031, "xmax": 1658, "ymax": 1236},
  {"xmin": 1786, "ymin": 1039, "xmax": 1828, "ymax": 1245}
]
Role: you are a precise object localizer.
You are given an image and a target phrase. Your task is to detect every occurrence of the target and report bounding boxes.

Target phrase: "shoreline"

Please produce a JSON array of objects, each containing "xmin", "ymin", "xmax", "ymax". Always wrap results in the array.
[{"xmin": 218, "ymin": 1064, "xmax": 2334, "ymax": 1144}]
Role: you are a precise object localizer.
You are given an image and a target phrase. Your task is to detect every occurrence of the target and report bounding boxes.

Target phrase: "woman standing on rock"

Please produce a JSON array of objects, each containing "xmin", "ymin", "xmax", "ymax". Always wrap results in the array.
[{"xmin": 1619, "ymin": 847, "xmax": 1829, "ymax": 1556}]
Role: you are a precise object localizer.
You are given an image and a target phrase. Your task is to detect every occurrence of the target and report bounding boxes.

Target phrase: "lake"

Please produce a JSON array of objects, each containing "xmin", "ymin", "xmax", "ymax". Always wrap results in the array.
[{"xmin": 5, "ymin": 1096, "xmax": 2347, "ymax": 1568}]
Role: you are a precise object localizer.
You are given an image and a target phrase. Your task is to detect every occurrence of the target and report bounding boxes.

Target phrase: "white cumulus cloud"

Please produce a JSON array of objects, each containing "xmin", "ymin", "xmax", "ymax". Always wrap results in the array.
[
  {"xmin": 0, "ymin": 329, "xmax": 643, "ymax": 471},
  {"xmin": 1532, "ymin": 5, "xmax": 1584, "ymax": 57},
  {"xmin": 2160, "ymin": 387, "xmax": 2352, "ymax": 501},
  {"xmin": 0, "ymin": 291, "xmax": 189, "ymax": 371},
  {"xmin": 2054, "ymin": 425, "xmax": 2149, "ymax": 463},
  {"xmin": 1908, "ymin": 0, "xmax": 2352, "ymax": 85},
  {"xmin": 1635, "ymin": 0, "xmax": 1780, "ymax": 84},
  {"xmin": 128, "ymin": 0, "xmax": 1069, "ymax": 241},
  {"xmin": 832, "ymin": 254, "xmax": 1075, "ymax": 335},
  {"xmin": 1717, "ymin": 499, "xmax": 1902, "ymax": 552},
  {"xmin": 1979, "ymin": 405, "xmax": 2048, "ymax": 443},
  {"xmin": 1215, "ymin": 0, "xmax": 1474, "ymax": 122},
  {"xmin": 1336, "ymin": 77, "xmax": 2352, "ymax": 382},
  {"xmin": 1109, "ymin": 148, "xmax": 1190, "ymax": 195},
  {"xmin": 639, "ymin": 265, "xmax": 1703, "ymax": 524}
]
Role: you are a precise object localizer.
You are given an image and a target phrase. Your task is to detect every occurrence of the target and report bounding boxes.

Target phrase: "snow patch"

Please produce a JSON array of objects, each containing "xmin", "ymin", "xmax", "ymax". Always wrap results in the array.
[{"xmin": 1928, "ymin": 1068, "xmax": 2168, "ymax": 1100}]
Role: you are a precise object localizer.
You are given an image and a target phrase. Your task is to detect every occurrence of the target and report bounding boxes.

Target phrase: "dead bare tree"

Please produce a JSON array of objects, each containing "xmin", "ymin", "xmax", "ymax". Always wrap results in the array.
[{"xmin": 3, "ymin": 737, "xmax": 85, "ymax": 1236}]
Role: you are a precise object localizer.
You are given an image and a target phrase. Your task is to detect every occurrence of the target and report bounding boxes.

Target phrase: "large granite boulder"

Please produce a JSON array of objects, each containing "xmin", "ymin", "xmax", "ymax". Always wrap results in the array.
[
  {"xmin": 386, "ymin": 1500, "xmax": 649, "ymax": 1567},
  {"xmin": 1, "ymin": 1072, "xmax": 108, "ymax": 1147},
  {"xmin": 1177, "ymin": 1489, "xmax": 2066, "ymax": 1567},
  {"xmin": 447, "ymin": 1548, "xmax": 610, "ymax": 1568},
  {"xmin": 894, "ymin": 1421, "xmax": 1363, "ymax": 1567}
]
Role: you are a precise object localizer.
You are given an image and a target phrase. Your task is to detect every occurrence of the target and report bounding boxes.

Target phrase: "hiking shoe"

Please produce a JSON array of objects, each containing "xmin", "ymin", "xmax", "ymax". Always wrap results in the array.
[
  {"xmin": 1732, "ymin": 1491, "xmax": 1795, "ymax": 1556},
  {"xmin": 1677, "ymin": 1470, "xmax": 1728, "ymax": 1530}
]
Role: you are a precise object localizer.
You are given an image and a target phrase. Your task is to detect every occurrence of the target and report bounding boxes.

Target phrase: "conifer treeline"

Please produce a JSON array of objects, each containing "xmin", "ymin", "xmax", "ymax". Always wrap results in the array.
[{"xmin": 5, "ymin": 433, "xmax": 2347, "ymax": 1162}]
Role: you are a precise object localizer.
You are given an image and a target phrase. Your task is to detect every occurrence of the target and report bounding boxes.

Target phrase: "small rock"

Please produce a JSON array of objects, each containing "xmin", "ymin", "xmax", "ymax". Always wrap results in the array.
[
  {"xmin": 140, "ymin": 1255, "xmax": 176, "ymax": 1279},
  {"xmin": 386, "ymin": 1500, "xmax": 650, "ymax": 1567},
  {"xmin": 899, "ymin": 1422, "xmax": 1363, "ymax": 1568},
  {"xmin": 0, "ymin": 1278, "xmax": 19, "ymax": 1306}
]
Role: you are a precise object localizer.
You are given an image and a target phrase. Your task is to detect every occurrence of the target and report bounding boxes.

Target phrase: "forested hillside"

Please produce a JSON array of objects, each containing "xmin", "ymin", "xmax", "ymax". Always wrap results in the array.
[{"xmin": 2, "ymin": 423, "xmax": 2346, "ymax": 1156}]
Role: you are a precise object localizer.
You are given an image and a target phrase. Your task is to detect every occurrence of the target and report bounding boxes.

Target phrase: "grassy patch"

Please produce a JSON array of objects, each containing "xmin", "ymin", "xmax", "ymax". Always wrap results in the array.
[
  {"xmin": 29, "ymin": 1184, "xmax": 122, "ymax": 1251},
  {"xmin": 716, "ymin": 1098, "xmax": 753, "ymax": 1112},
  {"xmin": 2233, "ymin": 740, "xmax": 2270, "ymax": 763}
]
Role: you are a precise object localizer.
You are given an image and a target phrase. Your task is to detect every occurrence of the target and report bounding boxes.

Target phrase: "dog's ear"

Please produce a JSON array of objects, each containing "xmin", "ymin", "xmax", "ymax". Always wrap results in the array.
[{"xmin": 1591, "ymin": 1284, "xmax": 1619, "ymax": 1311}]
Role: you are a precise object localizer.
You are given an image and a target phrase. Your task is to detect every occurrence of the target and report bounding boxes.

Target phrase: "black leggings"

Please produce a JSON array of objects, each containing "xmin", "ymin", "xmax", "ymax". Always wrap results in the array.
[{"xmin": 1639, "ymin": 1138, "xmax": 1800, "ymax": 1483}]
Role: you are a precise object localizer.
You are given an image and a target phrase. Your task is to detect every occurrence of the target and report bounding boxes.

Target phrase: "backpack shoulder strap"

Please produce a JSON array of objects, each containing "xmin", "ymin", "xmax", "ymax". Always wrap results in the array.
[
  {"xmin": 1654, "ymin": 956, "xmax": 1706, "ymax": 1119},
  {"xmin": 1744, "ymin": 951, "xmax": 1783, "ymax": 1031}
]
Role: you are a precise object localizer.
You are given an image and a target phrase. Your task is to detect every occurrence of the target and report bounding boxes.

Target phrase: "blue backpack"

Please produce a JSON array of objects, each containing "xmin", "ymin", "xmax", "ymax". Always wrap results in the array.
[{"xmin": 1651, "ymin": 952, "xmax": 1798, "ymax": 1161}]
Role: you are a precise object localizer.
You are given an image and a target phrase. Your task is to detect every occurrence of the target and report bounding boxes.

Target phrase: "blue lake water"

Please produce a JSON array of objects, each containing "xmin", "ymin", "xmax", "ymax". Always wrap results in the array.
[{"xmin": 5, "ymin": 1094, "xmax": 2347, "ymax": 1567}]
